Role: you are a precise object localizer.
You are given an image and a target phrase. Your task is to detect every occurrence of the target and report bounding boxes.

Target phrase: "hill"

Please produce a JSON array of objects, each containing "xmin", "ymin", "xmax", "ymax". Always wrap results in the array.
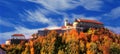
[{"xmin": 1, "ymin": 28, "xmax": 120, "ymax": 54}]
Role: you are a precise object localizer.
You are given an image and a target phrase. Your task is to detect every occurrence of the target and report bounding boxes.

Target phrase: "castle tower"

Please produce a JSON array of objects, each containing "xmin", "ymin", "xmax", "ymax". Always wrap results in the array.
[
  {"xmin": 64, "ymin": 20, "xmax": 68, "ymax": 26},
  {"xmin": 73, "ymin": 19, "xmax": 78, "ymax": 28}
]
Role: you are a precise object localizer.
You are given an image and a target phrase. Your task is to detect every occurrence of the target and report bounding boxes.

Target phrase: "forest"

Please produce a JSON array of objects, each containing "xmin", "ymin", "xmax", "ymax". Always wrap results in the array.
[{"xmin": 1, "ymin": 28, "xmax": 120, "ymax": 54}]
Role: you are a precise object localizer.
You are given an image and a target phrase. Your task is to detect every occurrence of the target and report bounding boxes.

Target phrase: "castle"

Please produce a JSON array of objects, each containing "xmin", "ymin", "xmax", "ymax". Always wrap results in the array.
[
  {"xmin": 37, "ymin": 18, "xmax": 104, "ymax": 36},
  {"xmin": 5, "ymin": 18, "xmax": 104, "ymax": 45}
]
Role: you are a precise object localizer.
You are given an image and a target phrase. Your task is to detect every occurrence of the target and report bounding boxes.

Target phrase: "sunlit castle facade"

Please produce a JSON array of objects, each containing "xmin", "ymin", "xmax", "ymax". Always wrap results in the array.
[
  {"xmin": 65, "ymin": 18, "xmax": 104, "ymax": 32},
  {"xmin": 37, "ymin": 27, "xmax": 66, "ymax": 36},
  {"xmin": 37, "ymin": 18, "xmax": 104, "ymax": 36},
  {"xmin": 5, "ymin": 39, "xmax": 11, "ymax": 45}
]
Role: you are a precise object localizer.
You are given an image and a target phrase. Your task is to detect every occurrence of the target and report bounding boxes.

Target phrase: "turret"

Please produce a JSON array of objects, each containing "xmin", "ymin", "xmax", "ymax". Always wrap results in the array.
[
  {"xmin": 64, "ymin": 20, "xmax": 68, "ymax": 26},
  {"xmin": 73, "ymin": 19, "xmax": 78, "ymax": 28}
]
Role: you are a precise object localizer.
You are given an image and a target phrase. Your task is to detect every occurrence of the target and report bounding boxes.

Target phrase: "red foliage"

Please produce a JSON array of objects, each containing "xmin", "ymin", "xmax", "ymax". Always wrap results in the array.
[
  {"xmin": 102, "ymin": 45, "xmax": 110, "ymax": 54},
  {"xmin": 91, "ymin": 35, "xmax": 99, "ymax": 42},
  {"xmin": 79, "ymin": 32, "xmax": 87, "ymax": 41}
]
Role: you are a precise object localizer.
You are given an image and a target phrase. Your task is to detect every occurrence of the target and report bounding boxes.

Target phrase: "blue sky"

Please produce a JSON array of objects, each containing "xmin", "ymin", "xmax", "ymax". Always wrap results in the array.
[{"xmin": 0, "ymin": 0, "xmax": 120, "ymax": 44}]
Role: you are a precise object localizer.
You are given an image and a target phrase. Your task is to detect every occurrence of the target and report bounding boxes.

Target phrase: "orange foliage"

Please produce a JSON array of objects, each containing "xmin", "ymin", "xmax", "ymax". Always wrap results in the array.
[
  {"xmin": 51, "ymin": 37, "xmax": 56, "ymax": 43},
  {"xmin": 91, "ymin": 35, "xmax": 99, "ymax": 42},
  {"xmin": 102, "ymin": 45, "xmax": 110, "ymax": 54},
  {"xmin": 30, "ymin": 47, "xmax": 34, "ymax": 54},
  {"xmin": 86, "ymin": 50, "xmax": 95, "ymax": 54},
  {"xmin": 79, "ymin": 32, "xmax": 87, "ymax": 41},
  {"xmin": 29, "ymin": 40, "xmax": 34, "ymax": 47},
  {"xmin": 3, "ymin": 28, "xmax": 120, "ymax": 54},
  {"xmin": 1, "ymin": 44, "xmax": 6, "ymax": 48},
  {"xmin": 69, "ymin": 29, "xmax": 78, "ymax": 37},
  {"xmin": 86, "ymin": 42, "xmax": 91, "ymax": 49}
]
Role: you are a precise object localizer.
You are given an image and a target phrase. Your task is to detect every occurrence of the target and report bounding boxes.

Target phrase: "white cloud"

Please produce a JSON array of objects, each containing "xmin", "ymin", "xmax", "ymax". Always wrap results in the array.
[
  {"xmin": 25, "ymin": 10, "xmax": 50, "ymax": 23},
  {"xmin": 0, "ymin": 18, "xmax": 15, "ymax": 27},
  {"xmin": 21, "ymin": 9, "xmax": 58, "ymax": 26},
  {"xmin": 106, "ymin": 26, "xmax": 120, "ymax": 34},
  {"xmin": 72, "ymin": 14, "xmax": 101, "ymax": 20},
  {"xmin": 21, "ymin": 0, "xmax": 103, "ymax": 25},
  {"xmin": 104, "ymin": 7, "xmax": 120, "ymax": 19},
  {"xmin": 25, "ymin": 0, "xmax": 78, "ymax": 10},
  {"xmin": 79, "ymin": 0, "xmax": 103, "ymax": 11},
  {"xmin": 24, "ymin": 0, "xmax": 103, "ymax": 11}
]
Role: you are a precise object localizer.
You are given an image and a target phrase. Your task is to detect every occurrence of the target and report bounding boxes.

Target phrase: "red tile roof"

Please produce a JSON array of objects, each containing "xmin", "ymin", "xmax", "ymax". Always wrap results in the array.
[
  {"xmin": 44, "ymin": 28, "xmax": 48, "ymax": 30},
  {"xmin": 61, "ymin": 26, "xmax": 66, "ymax": 28},
  {"xmin": 77, "ymin": 19, "xmax": 103, "ymax": 24},
  {"xmin": 12, "ymin": 34, "xmax": 24, "ymax": 36}
]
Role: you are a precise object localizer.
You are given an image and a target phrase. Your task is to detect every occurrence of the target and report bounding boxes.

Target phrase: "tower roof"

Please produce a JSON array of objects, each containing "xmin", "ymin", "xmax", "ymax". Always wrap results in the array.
[{"xmin": 12, "ymin": 34, "xmax": 24, "ymax": 37}]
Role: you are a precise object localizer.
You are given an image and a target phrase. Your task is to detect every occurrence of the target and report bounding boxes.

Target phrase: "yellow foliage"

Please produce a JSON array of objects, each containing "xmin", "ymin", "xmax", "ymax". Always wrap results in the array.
[
  {"xmin": 41, "ymin": 51, "xmax": 45, "ymax": 54},
  {"xmin": 86, "ymin": 42, "xmax": 91, "ymax": 49},
  {"xmin": 58, "ymin": 50, "xmax": 65, "ymax": 54},
  {"xmin": 30, "ymin": 47, "xmax": 34, "ymax": 54},
  {"xmin": 86, "ymin": 50, "xmax": 95, "ymax": 54}
]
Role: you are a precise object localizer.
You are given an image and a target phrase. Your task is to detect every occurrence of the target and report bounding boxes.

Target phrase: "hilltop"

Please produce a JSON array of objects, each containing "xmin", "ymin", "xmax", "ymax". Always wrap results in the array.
[{"xmin": 1, "ymin": 27, "xmax": 120, "ymax": 54}]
